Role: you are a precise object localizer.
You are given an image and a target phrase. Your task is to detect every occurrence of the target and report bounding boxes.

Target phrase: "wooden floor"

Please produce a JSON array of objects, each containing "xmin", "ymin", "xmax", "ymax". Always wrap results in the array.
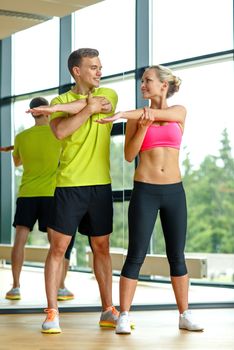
[
  {"xmin": 0, "ymin": 266, "xmax": 234, "ymax": 349},
  {"xmin": 0, "ymin": 309, "xmax": 233, "ymax": 350}
]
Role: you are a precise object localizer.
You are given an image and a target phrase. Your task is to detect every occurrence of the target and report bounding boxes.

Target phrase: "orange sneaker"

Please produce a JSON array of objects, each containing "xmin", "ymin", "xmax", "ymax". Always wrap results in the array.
[
  {"xmin": 99, "ymin": 306, "xmax": 119, "ymax": 328},
  {"xmin": 41, "ymin": 308, "xmax": 61, "ymax": 334}
]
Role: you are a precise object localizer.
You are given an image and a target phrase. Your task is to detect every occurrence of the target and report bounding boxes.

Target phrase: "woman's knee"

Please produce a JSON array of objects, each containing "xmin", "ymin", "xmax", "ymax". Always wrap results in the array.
[
  {"xmin": 168, "ymin": 255, "xmax": 187, "ymax": 276},
  {"xmin": 121, "ymin": 255, "xmax": 145, "ymax": 279}
]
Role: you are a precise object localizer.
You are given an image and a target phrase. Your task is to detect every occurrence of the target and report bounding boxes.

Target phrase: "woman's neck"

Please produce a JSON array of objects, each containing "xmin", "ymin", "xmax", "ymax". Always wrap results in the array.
[{"xmin": 150, "ymin": 97, "xmax": 168, "ymax": 109}]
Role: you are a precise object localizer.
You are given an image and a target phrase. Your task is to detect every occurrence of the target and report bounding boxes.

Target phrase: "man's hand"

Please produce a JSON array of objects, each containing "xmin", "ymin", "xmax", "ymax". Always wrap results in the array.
[
  {"xmin": 87, "ymin": 93, "xmax": 111, "ymax": 115},
  {"xmin": 0, "ymin": 145, "xmax": 14, "ymax": 152}
]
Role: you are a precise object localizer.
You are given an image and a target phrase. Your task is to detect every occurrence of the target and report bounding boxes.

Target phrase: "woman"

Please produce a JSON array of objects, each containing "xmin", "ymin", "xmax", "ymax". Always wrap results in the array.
[{"xmin": 97, "ymin": 65, "xmax": 204, "ymax": 334}]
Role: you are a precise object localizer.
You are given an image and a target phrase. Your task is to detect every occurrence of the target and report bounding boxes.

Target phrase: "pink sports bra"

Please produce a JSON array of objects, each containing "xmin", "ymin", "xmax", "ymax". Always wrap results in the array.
[{"xmin": 140, "ymin": 122, "xmax": 182, "ymax": 152}]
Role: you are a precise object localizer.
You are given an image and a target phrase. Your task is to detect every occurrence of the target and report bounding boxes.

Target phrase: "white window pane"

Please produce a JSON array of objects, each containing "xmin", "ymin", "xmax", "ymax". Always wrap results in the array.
[
  {"xmin": 12, "ymin": 18, "xmax": 59, "ymax": 95},
  {"xmin": 73, "ymin": 0, "xmax": 135, "ymax": 76},
  {"xmin": 168, "ymin": 61, "xmax": 234, "ymax": 169},
  {"xmin": 152, "ymin": 0, "xmax": 233, "ymax": 63},
  {"xmin": 102, "ymin": 74, "xmax": 135, "ymax": 111}
]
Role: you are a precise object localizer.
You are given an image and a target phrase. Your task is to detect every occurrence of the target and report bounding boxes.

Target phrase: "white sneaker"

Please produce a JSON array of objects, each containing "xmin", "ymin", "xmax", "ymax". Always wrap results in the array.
[
  {"xmin": 179, "ymin": 310, "xmax": 204, "ymax": 331},
  {"xmin": 116, "ymin": 311, "xmax": 131, "ymax": 334}
]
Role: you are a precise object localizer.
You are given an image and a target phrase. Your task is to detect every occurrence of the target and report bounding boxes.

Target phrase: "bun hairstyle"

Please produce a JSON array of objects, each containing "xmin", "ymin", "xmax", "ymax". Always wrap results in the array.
[{"xmin": 146, "ymin": 65, "xmax": 182, "ymax": 98}]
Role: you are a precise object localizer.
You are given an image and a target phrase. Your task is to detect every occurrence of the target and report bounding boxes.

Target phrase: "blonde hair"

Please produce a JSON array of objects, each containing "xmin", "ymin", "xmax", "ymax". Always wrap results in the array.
[{"xmin": 146, "ymin": 65, "xmax": 182, "ymax": 98}]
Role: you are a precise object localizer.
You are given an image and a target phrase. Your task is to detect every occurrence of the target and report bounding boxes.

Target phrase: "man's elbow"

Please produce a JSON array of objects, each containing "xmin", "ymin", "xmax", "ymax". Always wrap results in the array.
[
  {"xmin": 50, "ymin": 124, "xmax": 65, "ymax": 140},
  {"xmin": 53, "ymin": 130, "xmax": 65, "ymax": 140}
]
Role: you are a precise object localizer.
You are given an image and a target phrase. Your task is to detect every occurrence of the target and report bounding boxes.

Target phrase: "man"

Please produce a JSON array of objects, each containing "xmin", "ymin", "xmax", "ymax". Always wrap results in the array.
[
  {"xmin": 4, "ymin": 97, "xmax": 73, "ymax": 301},
  {"xmin": 29, "ymin": 48, "xmax": 118, "ymax": 334}
]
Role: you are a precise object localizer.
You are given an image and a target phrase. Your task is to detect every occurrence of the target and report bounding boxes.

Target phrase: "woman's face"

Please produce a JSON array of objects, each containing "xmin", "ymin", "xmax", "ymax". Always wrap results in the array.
[{"xmin": 141, "ymin": 68, "xmax": 163, "ymax": 99}]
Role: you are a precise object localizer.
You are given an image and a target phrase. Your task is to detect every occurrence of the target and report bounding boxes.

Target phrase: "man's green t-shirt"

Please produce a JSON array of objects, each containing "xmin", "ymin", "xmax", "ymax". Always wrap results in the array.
[
  {"xmin": 50, "ymin": 87, "xmax": 118, "ymax": 187},
  {"xmin": 13, "ymin": 125, "xmax": 61, "ymax": 197}
]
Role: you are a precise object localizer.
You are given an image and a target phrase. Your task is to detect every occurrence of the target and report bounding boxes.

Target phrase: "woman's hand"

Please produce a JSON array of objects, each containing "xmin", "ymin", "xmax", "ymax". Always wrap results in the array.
[
  {"xmin": 95, "ymin": 111, "xmax": 123, "ymax": 124},
  {"xmin": 138, "ymin": 107, "xmax": 154, "ymax": 128}
]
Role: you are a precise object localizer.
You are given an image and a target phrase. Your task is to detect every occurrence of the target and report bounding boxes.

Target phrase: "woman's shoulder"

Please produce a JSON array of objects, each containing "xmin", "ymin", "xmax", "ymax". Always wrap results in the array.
[{"xmin": 170, "ymin": 104, "xmax": 187, "ymax": 114}]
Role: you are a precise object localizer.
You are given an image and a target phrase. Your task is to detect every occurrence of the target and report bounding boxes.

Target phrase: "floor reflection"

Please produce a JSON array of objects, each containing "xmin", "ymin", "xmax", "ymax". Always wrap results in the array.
[{"xmin": 1, "ymin": 265, "xmax": 234, "ymax": 311}]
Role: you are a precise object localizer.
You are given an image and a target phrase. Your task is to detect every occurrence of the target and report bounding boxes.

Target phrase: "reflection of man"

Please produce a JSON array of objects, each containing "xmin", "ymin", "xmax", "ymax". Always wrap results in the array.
[
  {"xmin": 30, "ymin": 48, "xmax": 118, "ymax": 334},
  {"xmin": 5, "ymin": 97, "xmax": 61, "ymax": 301}
]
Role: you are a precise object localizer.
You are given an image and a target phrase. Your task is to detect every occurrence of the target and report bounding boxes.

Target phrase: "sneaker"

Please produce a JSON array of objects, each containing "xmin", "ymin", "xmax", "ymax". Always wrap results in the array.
[
  {"xmin": 57, "ymin": 287, "xmax": 74, "ymax": 301},
  {"xmin": 41, "ymin": 308, "xmax": 61, "ymax": 334},
  {"xmin": 5, "ymin": 287, "xmax": 21, "ymax": 300},
  {"xmin": 99, "ymin": 306, "xmax": 120, "ymax": 328},
  {"xmin": 116, "ymin": 311, "xmax": 131, "ymax": 334},
  {"xmin": 179, "ymin": 310, "xmax": 204, "ymax": 331}
]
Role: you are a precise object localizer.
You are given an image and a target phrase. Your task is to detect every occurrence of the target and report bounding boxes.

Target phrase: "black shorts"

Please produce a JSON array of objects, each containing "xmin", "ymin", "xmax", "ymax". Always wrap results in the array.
[
  {"xmin": 49, "ymin": 185, "xmax": 113, "ymax": 237},
  {"xmin": 13, "ymin": 197, "xmax": 54, "ymax": 232}
]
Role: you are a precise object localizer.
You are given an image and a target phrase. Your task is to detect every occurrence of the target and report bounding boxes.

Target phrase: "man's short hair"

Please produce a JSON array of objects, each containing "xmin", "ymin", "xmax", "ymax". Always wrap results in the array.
[
  {"xmin": 68, "ymin": 48, "xmax": 99, "ymax": 77},
  {"xmin": 29, "ymin": 97, "xmax": 49, "ymax": 109}
]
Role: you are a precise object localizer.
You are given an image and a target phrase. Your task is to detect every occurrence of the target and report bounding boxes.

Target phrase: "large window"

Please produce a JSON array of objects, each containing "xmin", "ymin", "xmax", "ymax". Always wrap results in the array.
[{"xmin": 149, "ymin": 0, "xmax": 234, "ymax": 285}]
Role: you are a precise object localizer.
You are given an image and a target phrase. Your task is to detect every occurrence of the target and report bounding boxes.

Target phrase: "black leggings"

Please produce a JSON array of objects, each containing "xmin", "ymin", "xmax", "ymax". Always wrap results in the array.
[{"xmin": 121, "ymin": 181, "xmax": 188, "ymax": 279}]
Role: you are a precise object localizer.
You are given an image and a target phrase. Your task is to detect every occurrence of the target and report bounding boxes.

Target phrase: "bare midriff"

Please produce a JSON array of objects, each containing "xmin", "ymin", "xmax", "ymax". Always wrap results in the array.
[{"xmin": 134, "ymin": 147, "xmax": 181, "ymax": 184}]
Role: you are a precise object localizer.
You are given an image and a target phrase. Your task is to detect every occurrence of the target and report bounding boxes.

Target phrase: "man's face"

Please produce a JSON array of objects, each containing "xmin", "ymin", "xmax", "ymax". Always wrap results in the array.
[{"xmin": 75, "ymin": 56, "xmax": 102, "ymax": 90}]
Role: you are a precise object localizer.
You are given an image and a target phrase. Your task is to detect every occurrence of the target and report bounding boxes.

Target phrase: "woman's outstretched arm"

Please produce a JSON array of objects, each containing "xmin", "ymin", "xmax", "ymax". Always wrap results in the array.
[{"xmin": 96, "ymin": 105, "xmax": 186, "ymax": 124}]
